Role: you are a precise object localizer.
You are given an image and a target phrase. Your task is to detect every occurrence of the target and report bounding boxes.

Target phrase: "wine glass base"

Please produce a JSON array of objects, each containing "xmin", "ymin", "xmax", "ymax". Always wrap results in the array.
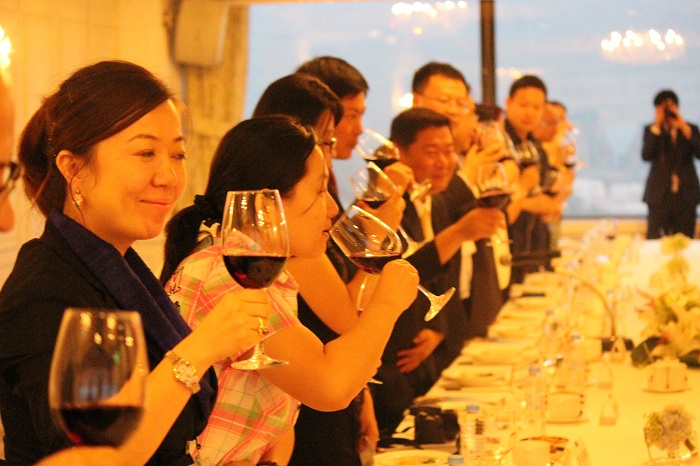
[
  {"xmin": 424, "ymin": 287, "xmax": 456, "ymax": 321},
  {"xmin": 231, "ymin": 356, "xmax": 289, "ymax": 371}
]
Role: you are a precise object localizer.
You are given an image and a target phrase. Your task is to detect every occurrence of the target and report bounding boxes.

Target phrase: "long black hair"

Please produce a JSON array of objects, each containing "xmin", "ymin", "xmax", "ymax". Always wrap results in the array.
[{"xmin": 161, "ymin": 115, "xmax": 317, "ymax": 282}]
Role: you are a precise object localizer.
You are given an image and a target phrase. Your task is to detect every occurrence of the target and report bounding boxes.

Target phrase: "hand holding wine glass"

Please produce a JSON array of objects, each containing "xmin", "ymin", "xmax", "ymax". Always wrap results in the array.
[
  {"xmin": 350, "ymin": 162, "xmax": 423, "ymax": 256},
  {"xmin": 221, "ymin": 189, "xmax": 290, "ymax": 370},
  {"xmin": 355, "ymin": 129, "xmax": 432, "ymax": 200},
  {"xmin": 48, "ymin": 309, "xmax": 147, "ymax": 447},
  {"xmin": 475, "ymin": 162, "xmax": 511, "ymax": 210},
  {"xmin": 330, "ymin": 206, "xmax": 455, "ymax": 321}
]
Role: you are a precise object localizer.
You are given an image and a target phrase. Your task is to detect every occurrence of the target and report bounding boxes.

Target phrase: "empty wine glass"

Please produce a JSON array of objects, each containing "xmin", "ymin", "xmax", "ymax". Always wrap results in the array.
[
  {"xmin": 515, "ymin": 141, "xmax": 540, "ymax": 169},
  {"xmin": 48, "ymin": 308, "xmax": 147, "ymax": 446},
  {"xmin": 560, "ymin": 128, "xmax": 579, "ymax": 169},
  {"xmin": 330, "ymin": 205, "xmax": 455, "ymax": 321},
  {"xmin": 221, "ymin": 189, "xmax": 290, "ymax": 370},
  {"xmin": 350, "ymin": 161, "xmax": 423, "ymax": 256},
  {"xmin": 541, "ymin": 167, "xmax": 562, "ymax": 196}
]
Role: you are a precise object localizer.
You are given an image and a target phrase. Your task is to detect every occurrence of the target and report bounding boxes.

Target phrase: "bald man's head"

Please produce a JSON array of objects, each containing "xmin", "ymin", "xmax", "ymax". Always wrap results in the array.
[{"xmin": 0, "ymin": 69, "xmax": 16, "ymax": 232}]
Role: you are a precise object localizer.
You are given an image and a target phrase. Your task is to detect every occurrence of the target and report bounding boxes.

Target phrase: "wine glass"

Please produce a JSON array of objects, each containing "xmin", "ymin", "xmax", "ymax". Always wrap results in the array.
[
  {"xmin": 541, "ymin": 167, "xmax": 562, "ymax": 196},
  {"xmin": 221, "ymin": 189, "xmax": 290, "ymax": 370},
  {"xmin": 560, "ymin": 129, "xmax": 579, "ymax": 170},
  {"xmin": 477, "ymin": 120, "xmax": 507, "ymax": 150},
  {"xmin": 475, "ymin": 162, "xmax": 511, "ymax": 210},
  {"xmin": 354, "ymin": 128, "xmax": 400, "ymax": 170},
  {"xmin": 515, "ymin": 141, "xmax": 540, "ymax": 169},
  {"xmin": 330, "ymin": 205, "xmax": 455, "ymax": 321},
  {"xmin": 350, "ymin": 161, "xmax": 423, "ymax": 256},
  {"xmin": 48, "ymin": 308, "xmax": 147, "ymax": 446},
  {"xmin": 354, "ymin": 129, "xmax": 432, "ymax": 201}
]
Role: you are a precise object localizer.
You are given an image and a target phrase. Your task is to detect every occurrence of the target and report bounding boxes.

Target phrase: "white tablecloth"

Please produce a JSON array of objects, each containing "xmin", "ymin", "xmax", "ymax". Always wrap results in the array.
[{"xmin": 395, "ymin": 239, "xmax": 700, "ymax": 465}]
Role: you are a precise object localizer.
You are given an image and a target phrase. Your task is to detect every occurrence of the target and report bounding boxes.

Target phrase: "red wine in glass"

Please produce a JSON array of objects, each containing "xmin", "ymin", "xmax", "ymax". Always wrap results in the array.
[
  {"xmin": 362, "ymin": 194, "xmax": 389, "ymax": 209},
  {"xmin": 48, "ymin": 309, "xmax": 147, "ymax": 448},
  {"xmin": 331, "ymin": 206, "xmax": 455, "ymax": 322},
  {"xmin": 224, "ymin": 254, "xmax": 287, "ymax": 289},
  {"xmin": 477, "ymin": 189, "xmax": 510, "ymax": 209},
  {"xmin": 221, "ymin": 189, "xmax": 290, "ymax": 370},
  {"xmin": 349, "ymin": 251, "xmax": 401, "ymax": 274},
  {"xmin": 56, "ymin": 405, "xmax": 143, "ymax": 446}
]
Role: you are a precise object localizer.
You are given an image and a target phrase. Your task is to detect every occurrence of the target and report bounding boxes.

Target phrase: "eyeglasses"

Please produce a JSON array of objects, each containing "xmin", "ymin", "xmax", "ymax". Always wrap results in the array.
[
  {"xmin": 318, "ymin": 137, "xmax": 338, "ymax": 154},
  {"xmin": 0, "ymin": 161, "xmax": 19, "ymax": 196},
  {"xmin": 416, "ymin": 94, "xmax": 474, "ymax": 113}
]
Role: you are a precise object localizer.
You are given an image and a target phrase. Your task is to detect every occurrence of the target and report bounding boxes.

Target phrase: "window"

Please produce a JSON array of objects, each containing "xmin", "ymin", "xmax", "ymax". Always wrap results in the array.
[{"xmin": 246, "ymin": 0, "xmax": 700, "ymax": 217}]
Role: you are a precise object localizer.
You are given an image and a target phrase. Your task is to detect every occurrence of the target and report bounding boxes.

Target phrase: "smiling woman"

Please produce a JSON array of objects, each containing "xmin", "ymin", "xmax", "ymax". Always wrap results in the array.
[
  {"xmin": 55, "ymin": 101, "xmax": 187, "ymax": 254},
  {"xmin": 0, "ymin": 60, "xmax": 272, "ymax": 465}
]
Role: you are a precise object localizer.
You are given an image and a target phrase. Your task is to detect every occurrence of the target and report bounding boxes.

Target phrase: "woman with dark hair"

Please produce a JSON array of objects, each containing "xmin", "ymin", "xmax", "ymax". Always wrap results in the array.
[
  {"xmin": 162, "ymin": 115, "xmax": 419, "ymax": 465},
  {"xmin": 0, "ymin": 60, "xmax": 271, "ymax": 466},
  {"xmin": 250, "ymin": 73, "xmax": 408, "ymax": 465}
]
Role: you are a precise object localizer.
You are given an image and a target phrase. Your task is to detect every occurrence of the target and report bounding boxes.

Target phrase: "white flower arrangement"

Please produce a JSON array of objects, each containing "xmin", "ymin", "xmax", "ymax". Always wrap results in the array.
[
  {"xmin": 638, "ymin": 281, "xmax": 700, "ymax": 359},
  {"xmin": 637, "ymin": 234, "xmax": 700, "ymax": 360},
  {"xmin": 644, "ymin": 403, "xmax": 696, "ymax": 459}
]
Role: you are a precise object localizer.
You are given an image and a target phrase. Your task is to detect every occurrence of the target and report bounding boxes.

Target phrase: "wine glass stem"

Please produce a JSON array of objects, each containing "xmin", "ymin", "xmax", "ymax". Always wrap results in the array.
[{"xmin": 417, "ymin": 284, "xmax": 432, "ymax": 299}]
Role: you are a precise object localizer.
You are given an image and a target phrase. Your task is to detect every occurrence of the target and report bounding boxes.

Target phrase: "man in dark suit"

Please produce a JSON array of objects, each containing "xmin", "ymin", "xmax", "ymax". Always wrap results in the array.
[
  {"xmin": 371, "ymin": 108, "xmax": 503, "ymax": 435},
  {"xmin": 642, "ymin": 89, "xmax": 700, "ymax": 239}
]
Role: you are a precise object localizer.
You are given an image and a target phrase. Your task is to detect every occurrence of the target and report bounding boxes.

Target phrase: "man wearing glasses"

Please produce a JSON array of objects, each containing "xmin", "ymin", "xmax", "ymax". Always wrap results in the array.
[
  {"xmin": 0, "ymin": 69, "xmax": 15, "ymax": 233},
  {"xmin": 411, "ymin": 62, "xmax": 478, "ymax": 156}
]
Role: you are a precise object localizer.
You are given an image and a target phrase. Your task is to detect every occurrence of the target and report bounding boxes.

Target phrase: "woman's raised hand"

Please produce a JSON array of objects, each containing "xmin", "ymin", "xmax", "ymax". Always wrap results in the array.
[
  {"xmin": 193, "ymin": 289, "xmax": 273, "ymax": 363},
  {"xmin": 366, "ymin": 259, "xmax": 419, "ymax": 317}
]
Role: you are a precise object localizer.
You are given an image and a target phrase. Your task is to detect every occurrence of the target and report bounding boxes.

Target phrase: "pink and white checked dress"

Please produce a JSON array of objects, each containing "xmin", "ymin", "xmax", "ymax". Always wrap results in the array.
[{"xmin": 170, "ymin": 244, "xmax": 300, "ymax": 465}]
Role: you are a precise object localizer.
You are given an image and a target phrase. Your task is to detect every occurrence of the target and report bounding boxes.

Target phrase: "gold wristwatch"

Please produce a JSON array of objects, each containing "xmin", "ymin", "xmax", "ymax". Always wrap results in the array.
[{"xmin": 165, "ymin": 350, "xmax": 201, "ymax": 394}]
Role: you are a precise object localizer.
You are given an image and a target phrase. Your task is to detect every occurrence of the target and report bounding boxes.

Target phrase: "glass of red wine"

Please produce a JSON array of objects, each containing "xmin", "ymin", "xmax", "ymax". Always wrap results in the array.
[
  {"xmin": 48, "ymin": 308, "xmax": 147, "ymax": 447},
  {"xmin": 354, "ymin": 129, "xmax": 433, "ymax": 201},
  {"xmin": 330, "ymin": 205, "xmax": 455, "ymax": 321},
  {"xmin": 476, "ymin": 162, "xmax": 511, "ymax": 210},
  {"xmin": 350, "ymin": 161, "xmax": 424, "ymax": 257},
  {"xmin": 221, "ymin": 189, "xmax": 290, "ymax": 370}
]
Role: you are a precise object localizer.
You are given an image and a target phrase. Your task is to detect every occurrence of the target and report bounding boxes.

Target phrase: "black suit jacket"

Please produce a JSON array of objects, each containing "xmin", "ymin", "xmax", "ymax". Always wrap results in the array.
[
  {"xmin": 434, "ymin": 175, "xmax": 503, "ymax": 340},
  {"xmin": 0, "ymin": 220, "xmax": 203, "ymax": 466},
  {"xmin": 642, "ymin": 123, "xmax": 700, "ymax": 206}
]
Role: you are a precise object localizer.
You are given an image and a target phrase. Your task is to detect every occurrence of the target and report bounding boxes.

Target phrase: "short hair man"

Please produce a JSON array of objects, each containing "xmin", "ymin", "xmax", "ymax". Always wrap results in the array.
[
  {"xmin": 411, "ymin": 61, "xmax": 477, "ymax": 155},
  {"xmin": 642, "ymin": 89, "xmax": 700, "ymax": 239},
  {"xmin": 503, "ymin": 75, "xmax": 565, "ymax": 282},
  {"xmin": 372, "ymin": 107, "xmax": 502, "ymax": 434},
  {"xmin": 297, "ymin": 56, "xmax": 369, "ymax": 161}
]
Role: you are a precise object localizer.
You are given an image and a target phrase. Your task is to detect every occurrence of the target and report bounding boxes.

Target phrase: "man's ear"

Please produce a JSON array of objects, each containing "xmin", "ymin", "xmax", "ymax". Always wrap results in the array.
[{"xmin": 55, "ymin": 150, "xmax": 84, "ymax": 183}]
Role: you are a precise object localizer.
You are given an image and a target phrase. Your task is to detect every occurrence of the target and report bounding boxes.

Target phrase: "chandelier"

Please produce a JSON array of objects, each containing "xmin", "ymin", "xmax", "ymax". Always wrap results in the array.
[
  {"xmin": 391, "ymin": 1, "xmax": 468, "ymax": 19},
  {"xmin": 601, "ymin": 29, "xmax": 684, "ymax": 64}
]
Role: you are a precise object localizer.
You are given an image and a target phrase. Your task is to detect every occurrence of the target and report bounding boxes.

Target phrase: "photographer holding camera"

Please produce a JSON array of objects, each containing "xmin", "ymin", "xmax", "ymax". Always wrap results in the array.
[{"xmin": 642, "ymin": 89, "xmax": 700, "ymax": 239}]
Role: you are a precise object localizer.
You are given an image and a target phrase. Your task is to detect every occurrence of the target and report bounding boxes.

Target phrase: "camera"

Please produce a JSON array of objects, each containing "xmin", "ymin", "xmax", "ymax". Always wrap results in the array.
[
  {"xmin": 410, "ymin": 405, "xmax": 459, "ymax": 444},
  {"xmin": 664, "ymin": 107, "xmax": 676, "ymax": 120}
]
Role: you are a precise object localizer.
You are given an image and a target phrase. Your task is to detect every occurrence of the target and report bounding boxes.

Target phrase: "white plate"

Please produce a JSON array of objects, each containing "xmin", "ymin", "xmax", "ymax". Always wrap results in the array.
[
  {"xmin": 441, "ymin": 365, "xmax": 509, "ymax": 387},
  {"xmin": 547, "ymin": 412, "xmax": 591, "ymax": 424},
  {"xmin": 374, "ymin": 449, "xmax": 452, "ymax": 465},
  {"xmin": 643, "ymin": 386, "xmax": 691, "ymax": 394}
]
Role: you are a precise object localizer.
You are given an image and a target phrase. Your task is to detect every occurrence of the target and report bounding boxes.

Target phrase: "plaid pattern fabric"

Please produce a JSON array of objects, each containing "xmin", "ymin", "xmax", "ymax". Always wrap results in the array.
[{"xmin": 171, "ymin": 244, "xmax": 300, "ymax": 465}]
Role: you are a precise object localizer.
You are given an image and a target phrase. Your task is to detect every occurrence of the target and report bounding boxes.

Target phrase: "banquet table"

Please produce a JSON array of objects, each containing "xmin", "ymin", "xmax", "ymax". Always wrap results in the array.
[{"xmin": 389, "ymin": 239, "xmax": 700, "ymax": 465}]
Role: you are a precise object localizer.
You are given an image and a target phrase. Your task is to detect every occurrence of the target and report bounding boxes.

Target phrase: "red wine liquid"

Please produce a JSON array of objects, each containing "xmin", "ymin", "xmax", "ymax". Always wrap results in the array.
[
  {"xmin": 349, "ymin": 251, "xmax": 401, "ymax": 274},
  {"xmin": 56, "ymin": 405, "xmax": 143, "ymax": 446},
  {"xmin": 477, "ymin": 191, "xmax": 510, "ymax": 209},
  {"xmin": 362, "ymin": 194, "xmax": 389, "ymax": 209},
  {"xmin": 224, "ymin": 255, "xmax": 287, "ymax": 288}
]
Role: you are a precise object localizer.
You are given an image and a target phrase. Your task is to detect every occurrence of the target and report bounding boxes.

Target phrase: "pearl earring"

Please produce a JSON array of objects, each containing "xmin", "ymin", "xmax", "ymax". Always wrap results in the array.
[{"xmin": 74, "ymin": 190, "xmax": 83, "ymax": 207}]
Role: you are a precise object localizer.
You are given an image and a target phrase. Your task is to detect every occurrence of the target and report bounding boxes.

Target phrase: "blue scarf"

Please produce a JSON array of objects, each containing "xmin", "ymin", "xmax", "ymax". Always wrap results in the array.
[{"xmin": 49, "ymin": 210, "xmax": 216, "ymax": 423}]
